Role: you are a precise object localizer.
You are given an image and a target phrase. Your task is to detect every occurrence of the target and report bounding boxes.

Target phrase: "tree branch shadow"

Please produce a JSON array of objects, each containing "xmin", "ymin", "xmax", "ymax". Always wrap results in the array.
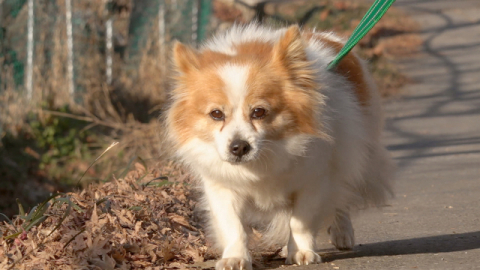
[{"xmin": 320, "ymin": 231, "xmax": 480, "ymax": 262}]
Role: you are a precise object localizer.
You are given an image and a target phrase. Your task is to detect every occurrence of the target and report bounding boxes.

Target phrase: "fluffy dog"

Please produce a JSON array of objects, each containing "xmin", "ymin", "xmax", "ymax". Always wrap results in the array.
[{"xmin": 164, "ymin": 24, "xmax": 394, "ymax": 270}]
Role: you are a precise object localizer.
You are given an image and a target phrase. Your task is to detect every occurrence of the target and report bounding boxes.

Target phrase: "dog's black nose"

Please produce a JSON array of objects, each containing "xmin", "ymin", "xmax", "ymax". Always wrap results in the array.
[{"xmin": 230, "ymin": 140, "xmax": 251, "ymax": 157}]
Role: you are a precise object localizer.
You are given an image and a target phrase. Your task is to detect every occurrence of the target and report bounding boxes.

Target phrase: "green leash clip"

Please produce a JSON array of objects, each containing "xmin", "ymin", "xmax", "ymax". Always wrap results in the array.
[{"xmin": 326, "ymin": 0, "xmax": 396, "ymax": 71}]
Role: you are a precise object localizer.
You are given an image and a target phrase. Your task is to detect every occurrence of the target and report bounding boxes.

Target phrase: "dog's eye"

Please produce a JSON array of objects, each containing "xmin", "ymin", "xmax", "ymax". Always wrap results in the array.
[
  {"xmin": 210, "ymin": 109, "xmax": 225, "ymax": 121},
  {"xmin": 251, "ymin": 108, "xmax": 266, "ymax": 119}
]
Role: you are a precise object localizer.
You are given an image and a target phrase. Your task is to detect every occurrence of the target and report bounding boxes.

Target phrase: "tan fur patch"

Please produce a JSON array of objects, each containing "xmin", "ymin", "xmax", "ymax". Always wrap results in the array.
[
  {"xmin": 244, "ymin": 65, "xmax": 321, "ymax": 140},
  {"xmin": 169, "ymin": 27, "xmax": 328, "ymax": 146},
  {"xmin": 273, "ymin": 26, "xmax": 317, "ymax": 90},
  {"xmin": 168, "ymin": 67, "xmax": 229, "ymax": 145},
  {"xmin": 234, "ymin": 41, "xmax": 275, "ymax": 60},
  {"xmin": 243, "ymin": 27, "xmax": 323, "ymax": 139},
  {"xmin": 303, "ymin": 32, "xmax": 370, "ymax": 107}
]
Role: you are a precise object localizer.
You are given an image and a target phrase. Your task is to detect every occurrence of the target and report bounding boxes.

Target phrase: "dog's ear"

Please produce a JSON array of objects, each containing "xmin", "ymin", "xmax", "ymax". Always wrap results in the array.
[
  {"xmin": 173, "ymin": 41, "xmax": 199, "ymax": 74},
  {"xmin": 272, "ymin": 26, "xmax": 314, "ymax": 89},
  {"xmin": 273, "ymin": 25, "xmax": 305, "ymax": 63}
]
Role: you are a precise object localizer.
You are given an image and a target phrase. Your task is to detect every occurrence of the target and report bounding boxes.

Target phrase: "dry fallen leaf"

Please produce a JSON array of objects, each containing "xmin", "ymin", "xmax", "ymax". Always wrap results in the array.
[{"xmin": 0, "ymin": 164, "xmax": 210, "ymax": 269}]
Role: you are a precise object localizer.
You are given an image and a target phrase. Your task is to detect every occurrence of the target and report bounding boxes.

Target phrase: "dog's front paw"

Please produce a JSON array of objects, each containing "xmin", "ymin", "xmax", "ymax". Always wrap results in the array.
[
  {"xmin": 216, "ymin": 257, "xmax": 252, "ymax": 270},
  {"xmin": 285, "ymin": 250, "xmax": 321, "ymax": 265}
]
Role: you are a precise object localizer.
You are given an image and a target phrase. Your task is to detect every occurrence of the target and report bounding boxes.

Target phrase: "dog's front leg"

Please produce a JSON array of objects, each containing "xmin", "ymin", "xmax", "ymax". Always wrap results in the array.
[
  {"xmin": 203, "ymin": 181, "xmax": 252, "ymax": 270},
  {"xmin": 285, "ymin": 190, "xmax": 322, "ymax": 265}
]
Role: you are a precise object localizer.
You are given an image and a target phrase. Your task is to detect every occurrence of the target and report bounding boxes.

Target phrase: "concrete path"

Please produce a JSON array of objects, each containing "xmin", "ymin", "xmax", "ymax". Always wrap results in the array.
[{"xmin": 284, "ymin": 0, "xmax": 480, "ymax": 269}]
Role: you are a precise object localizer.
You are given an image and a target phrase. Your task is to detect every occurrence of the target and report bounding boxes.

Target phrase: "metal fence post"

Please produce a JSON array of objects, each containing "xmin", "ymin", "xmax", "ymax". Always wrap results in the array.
[
  {"xmin": 65, "ymin": 0, "xmax": 75, "ymax": 95},
  {"xmin": 0, "ymin": 0, "xmax": 5, "ymax": 91},
  {"xmin": 105, "ymin": 0, "xmax": 113, "ymax": 85},
  {"xmin": 159, "ymin": 0, "xmax": 166, "ymax": 73},
  {"xmin": 26, "ymin": 0, "xmax": 33, "ymax": 100}
]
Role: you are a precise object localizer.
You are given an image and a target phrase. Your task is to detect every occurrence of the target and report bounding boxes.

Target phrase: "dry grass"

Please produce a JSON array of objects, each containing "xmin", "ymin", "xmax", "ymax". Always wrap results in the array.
[
  {"xmin": 0, "ymin": 0, "xmax": 170, "ymax": 221},
  {"xmin": 0, "ymin": 0, "xmax": 169, "ymax": 183}
]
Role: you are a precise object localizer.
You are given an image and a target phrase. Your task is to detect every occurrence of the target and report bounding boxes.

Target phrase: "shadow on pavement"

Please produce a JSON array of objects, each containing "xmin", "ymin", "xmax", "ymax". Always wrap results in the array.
[
  {"xmin": 387, "ymin": 136, "xmax": 480, "ymax": 160},
  {"xmin": 383, "ymin": 0, "xmax": 480, "ymax": 168},
  {"xmin": 321, "ymin": 231, "xmax": 480, "ymax": 262}
]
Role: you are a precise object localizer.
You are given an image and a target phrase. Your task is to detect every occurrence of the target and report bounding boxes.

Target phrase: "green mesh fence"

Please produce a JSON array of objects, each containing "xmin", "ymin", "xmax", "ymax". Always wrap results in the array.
[
  {"xmin": 0, "ymin": 0, "xmax": 29, "ymax": 88},
  {"xmin": 0, "ymin": 0, "xmax": 213, "ymax": 100}
]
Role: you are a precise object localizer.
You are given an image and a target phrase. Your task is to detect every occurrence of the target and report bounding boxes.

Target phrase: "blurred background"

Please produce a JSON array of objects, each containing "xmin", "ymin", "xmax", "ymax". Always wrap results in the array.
[{"xmin": 0, "ymin": 0, "xmax": 418, "ymax": 216}]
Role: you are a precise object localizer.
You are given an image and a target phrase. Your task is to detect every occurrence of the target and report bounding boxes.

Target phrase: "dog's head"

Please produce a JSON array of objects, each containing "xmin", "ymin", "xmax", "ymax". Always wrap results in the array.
[{"xmin": 166, "ymin": 26, "xmax": 326, "ymax": 165}]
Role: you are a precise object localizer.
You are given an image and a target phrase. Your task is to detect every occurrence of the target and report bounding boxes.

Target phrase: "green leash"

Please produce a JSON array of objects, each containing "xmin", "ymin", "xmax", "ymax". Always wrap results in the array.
[{"xmin": 326, "ymin": 0, "xmax": 396, "ymax": 71}]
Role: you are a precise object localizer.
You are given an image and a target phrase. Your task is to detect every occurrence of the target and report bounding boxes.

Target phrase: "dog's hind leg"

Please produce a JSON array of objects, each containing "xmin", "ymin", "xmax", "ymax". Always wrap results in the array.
[{"xmin": 328, "ymin": 209, "xmax": 355, "ymax": 250}]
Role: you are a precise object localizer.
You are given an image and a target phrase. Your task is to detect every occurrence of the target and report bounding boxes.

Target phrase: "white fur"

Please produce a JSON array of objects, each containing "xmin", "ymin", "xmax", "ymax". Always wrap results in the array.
[
  {"xmin": 214, "ymin": 64, "xmax": 262, "ymax": 164},
  {"xmin": 217, "ymin": 64, "xmax": 250, "ymax": 103},
  {"xmin": 166, "ymin": 25, "xmax": 394, "ymax": 270}
]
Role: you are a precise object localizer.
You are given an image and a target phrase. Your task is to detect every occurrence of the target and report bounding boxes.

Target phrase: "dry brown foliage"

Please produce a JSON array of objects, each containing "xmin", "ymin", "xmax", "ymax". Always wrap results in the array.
[{"xmin": 0, "ymin": 162, "xmax": 216, "ymax": 270}]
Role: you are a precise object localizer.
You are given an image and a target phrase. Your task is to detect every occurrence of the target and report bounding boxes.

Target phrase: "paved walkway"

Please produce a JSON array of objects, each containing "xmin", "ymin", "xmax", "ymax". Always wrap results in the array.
[{"xmin": 286, "ymin": 0, "xmax": 480, "ymax": 269}]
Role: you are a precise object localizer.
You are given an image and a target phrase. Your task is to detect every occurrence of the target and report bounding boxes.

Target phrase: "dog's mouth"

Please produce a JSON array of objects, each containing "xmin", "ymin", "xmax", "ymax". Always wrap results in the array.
[
  {"xmin": 225, "ymin": 150, "xmax": 259, "ymax": 165},
  {"xmin": 226, "ymin": 155, "xmax": 251, "ymax": 165}
]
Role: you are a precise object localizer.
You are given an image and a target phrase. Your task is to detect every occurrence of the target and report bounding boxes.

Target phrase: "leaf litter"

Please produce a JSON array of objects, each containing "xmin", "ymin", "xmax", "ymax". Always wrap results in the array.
[{"xmin": 0, "ymin": 162, "xmax": 218, "ymax": 269}]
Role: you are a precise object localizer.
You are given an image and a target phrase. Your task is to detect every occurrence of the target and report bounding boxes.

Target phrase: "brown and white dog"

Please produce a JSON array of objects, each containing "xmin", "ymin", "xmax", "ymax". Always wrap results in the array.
[{"xmin": 165, "ymin": 24, "xmax": 394, "ymax": 270}]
